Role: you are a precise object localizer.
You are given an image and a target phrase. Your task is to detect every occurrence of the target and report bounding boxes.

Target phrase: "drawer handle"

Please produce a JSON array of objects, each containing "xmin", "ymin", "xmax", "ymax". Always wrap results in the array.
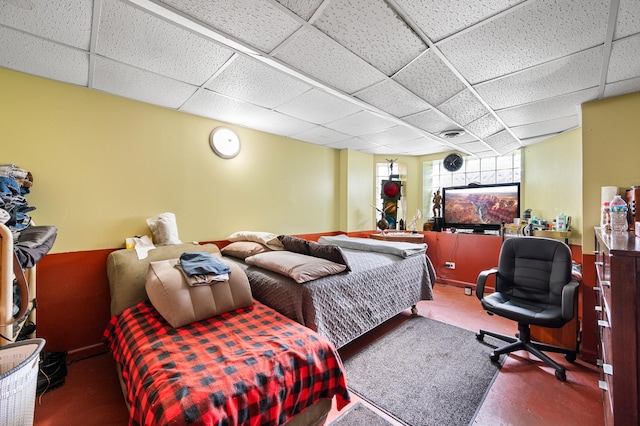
[
  {"xmin": 595, "ymin": 261, "xmax": 604, "ymax": 266},
  {"xmin": 597, "ymin": 359, "xmax": 603, "ymax": 366},
  {"xmin": 598, "ymin": 320, "xmax": 610, "ymax": 328},
  {"xmin": 599, "ymin": 380, "xmax": 608, "ymax": 391},
  {"xmin": 601, "ymin": 281, "xmax": 611, "ymax": 287},
  {"xmin": 595, "ymin": 305, "xmax": 602, "ymax": 312},
  {"xmin": 593, "ymin": 287, "xmax": 601, "ymax": 292},
  {"xmin": 603, "ymin": 364, "xmax": 613, "ymax": 375}
]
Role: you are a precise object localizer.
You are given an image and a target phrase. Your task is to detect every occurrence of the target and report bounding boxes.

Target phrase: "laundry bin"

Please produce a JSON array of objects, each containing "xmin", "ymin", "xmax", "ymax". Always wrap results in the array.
[{"xmin": 0, "ymin": 338, "xmax": 45, "ymax": 426}]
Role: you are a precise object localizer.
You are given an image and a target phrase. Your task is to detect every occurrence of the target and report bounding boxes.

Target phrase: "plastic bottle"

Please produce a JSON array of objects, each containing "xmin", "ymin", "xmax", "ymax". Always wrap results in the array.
[
  {"xmin": 600, "ymin": 201, "xmax": 611, "ymax": 232},
  {"xmin": 610, "ymin": 195, "xmax": 629, "ymax": 233},
  {"xmin": 556, "ymin": 210, "xmax": 567, "ymax": 232}
]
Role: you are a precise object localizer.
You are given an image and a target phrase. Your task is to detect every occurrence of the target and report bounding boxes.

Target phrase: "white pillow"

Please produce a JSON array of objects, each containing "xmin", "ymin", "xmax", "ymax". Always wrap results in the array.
[
  {"xmin": 245, "ymin": 251, "xmax": 346, "ymax": 284},
  {"xmin": 226, "ymin": 231, "xmax": 284, "ymax": 250},
  {"xmin": 147, "ymin": 212, "xmax": 182, "ymax": 245}
]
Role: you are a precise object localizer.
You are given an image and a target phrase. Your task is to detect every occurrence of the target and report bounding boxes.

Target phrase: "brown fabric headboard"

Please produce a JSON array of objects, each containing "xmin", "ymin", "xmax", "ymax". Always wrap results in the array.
[{"xmin": 106, "ymin": 243, "xmax": 221, "ymax": 316}]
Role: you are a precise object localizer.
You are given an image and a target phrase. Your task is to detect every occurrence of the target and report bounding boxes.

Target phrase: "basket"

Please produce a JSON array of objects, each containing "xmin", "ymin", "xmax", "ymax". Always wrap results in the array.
[{"xmin": 0, "ymin": 338, "xmax": 45, "ymax": 426}]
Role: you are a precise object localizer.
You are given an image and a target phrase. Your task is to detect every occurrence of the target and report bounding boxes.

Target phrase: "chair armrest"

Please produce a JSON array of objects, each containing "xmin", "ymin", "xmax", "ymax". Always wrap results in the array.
[
  {"xmin": 476, "ymin": 268, "xmax": 498, "ymax": 300},
  {"xmin": 561, "ymin": 279, "xmax": 580, "ymax": 321}
]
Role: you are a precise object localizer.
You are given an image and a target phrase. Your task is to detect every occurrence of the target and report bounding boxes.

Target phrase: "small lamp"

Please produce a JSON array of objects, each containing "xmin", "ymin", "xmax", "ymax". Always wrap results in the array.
[{"xmin": 210, "ymin": 127, "xmax": 240, "ymax": 159}]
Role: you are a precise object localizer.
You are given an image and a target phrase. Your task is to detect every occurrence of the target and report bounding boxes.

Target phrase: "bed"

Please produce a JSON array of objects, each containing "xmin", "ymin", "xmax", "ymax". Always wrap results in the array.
[
  {"xmin": 221, "ymin": 233, "xmax": 435, "ymax": 349},
  {"xmin": 103, "ymin": 243, "xmax": 350, "ymax": 426}
]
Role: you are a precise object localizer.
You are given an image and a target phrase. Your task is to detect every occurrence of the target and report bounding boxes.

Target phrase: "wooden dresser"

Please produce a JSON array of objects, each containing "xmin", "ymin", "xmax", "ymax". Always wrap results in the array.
[{"xmin": 594, "ymin": 227, "xmax": 640, "ymax": 425}]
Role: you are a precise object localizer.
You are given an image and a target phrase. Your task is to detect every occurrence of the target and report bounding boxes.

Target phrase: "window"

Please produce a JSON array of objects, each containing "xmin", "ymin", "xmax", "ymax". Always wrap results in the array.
[{"xmin": 423, "ymin": 151, "xmax": 521, "ymax": 219}]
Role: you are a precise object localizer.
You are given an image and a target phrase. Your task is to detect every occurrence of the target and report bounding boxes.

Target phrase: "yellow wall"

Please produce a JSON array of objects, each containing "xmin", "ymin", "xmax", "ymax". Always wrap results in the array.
[
  {"xmin": 582, "ymin": 91, "xmax": 640, "ymax": 252},
  {"xmin": 522, "ymin": 128, "xmax": 583, "ymax": 245},
  {"xmin": 340, "ymin": 150, "xmax": 375, "ymax": 232},
  {"xmin": 1, "ymin": 68, "xmax": 344, "ymax": 252}
]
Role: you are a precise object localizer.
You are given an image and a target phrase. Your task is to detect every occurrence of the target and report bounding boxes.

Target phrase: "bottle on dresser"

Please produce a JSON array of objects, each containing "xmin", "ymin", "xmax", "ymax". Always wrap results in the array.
[{"xmin": 610, "ymin": 195, "xmax": 628, "ymax": 232}]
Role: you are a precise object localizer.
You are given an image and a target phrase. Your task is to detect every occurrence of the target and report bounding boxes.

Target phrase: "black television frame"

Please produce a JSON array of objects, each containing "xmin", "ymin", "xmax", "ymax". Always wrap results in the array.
[{"xmin": 441, "ymin": 182, "xmax": 521, "ymax": 233}]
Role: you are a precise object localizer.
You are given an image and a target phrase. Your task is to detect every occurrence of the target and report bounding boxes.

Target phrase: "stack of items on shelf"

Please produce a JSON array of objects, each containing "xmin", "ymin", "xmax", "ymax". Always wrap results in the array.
[{"xmin": 0, "ymin": 163, "xmax": 66, "ymax": 394}]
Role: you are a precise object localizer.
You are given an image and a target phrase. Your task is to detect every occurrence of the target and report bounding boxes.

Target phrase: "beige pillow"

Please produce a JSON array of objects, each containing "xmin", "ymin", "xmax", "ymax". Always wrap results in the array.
[
  {"xmin": 244, "ymin": 251, "xmax": 346, "ymax": 284},
  {"xmin": 221, "ymin": 241, "xmax": 271, "ymax": 259},
  {"xmin": 145, "ymin": 258, "xmax": 253, "ymax": 328},
  {"xmin": 227, "ymin": 231, "xmax": 284, "ymax": 250}
]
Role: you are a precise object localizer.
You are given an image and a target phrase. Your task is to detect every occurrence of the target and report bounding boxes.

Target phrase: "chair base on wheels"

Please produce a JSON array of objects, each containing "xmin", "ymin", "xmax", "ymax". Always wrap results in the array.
[{"xmin": 476, "ymin": 322, "xmax": 576, "ymax": 381}]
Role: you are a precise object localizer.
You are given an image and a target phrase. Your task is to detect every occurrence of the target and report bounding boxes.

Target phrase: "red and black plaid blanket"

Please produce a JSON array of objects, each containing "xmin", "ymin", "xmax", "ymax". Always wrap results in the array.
[{"xmin": 104, "ymin": 300, "xmax": 350, "ymax": 425}]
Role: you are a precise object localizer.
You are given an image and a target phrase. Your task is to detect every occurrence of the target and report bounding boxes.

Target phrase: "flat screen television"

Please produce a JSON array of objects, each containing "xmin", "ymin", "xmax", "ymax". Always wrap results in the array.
[{"xmin": 442, "ymin": 182, "xmax": 520, "ymax": 233}]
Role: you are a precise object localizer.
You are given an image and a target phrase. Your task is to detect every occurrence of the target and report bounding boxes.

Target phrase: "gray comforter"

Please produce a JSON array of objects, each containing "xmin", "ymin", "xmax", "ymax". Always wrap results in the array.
[{"xmin": 224, "ymin": 249, "xmax": 435, "ymax": 348}]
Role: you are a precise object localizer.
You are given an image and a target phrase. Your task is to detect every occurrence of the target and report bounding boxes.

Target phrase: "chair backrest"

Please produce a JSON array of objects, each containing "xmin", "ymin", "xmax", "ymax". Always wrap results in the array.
[{"xmin": 496, "ymin": 237, "xmax": 573, "ymax": 306}]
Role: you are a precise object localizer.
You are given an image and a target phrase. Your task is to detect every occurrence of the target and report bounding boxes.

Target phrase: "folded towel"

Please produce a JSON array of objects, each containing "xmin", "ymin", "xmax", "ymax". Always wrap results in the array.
[{"xmin": 179, "ymin": 252, "xmax": 230, "ymax": 275}]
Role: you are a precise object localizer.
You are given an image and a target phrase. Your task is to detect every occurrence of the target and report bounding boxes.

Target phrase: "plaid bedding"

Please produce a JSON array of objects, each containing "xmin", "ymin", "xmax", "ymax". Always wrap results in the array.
[{"xmin": 104, "ymin": 300, "xmax": 350, "ymax": 426}]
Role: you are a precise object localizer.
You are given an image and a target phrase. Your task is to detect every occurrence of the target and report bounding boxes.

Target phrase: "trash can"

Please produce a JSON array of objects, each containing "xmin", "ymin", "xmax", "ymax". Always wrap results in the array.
[{"xmin": 0, "ymin": 338, "xmax": 46, "ymax": 426}]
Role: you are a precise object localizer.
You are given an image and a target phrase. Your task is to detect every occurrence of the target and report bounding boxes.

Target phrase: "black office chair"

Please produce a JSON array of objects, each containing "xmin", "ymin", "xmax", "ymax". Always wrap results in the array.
[{"xmin": 475, "ymin": 236, "xmax": 579, "ymax": 381}]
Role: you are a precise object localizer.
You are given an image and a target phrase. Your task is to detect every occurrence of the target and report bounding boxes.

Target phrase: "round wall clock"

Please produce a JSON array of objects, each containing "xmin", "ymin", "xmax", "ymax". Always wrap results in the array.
[{"xmin": 443, "ymin": 153, "xmax": 463, "ymax": 172}]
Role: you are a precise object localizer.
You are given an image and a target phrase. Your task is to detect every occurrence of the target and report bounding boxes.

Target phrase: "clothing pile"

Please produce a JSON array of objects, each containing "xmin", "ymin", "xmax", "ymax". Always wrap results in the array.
[{"xmin": 0, "ymin": 164, "xmax": 35, "ymax": 235}]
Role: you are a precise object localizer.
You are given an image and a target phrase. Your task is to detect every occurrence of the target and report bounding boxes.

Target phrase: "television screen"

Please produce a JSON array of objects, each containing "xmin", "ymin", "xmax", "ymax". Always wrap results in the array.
[{"xmin": 442, "ymin": 183, "xmax": 520, "ymax": 232}]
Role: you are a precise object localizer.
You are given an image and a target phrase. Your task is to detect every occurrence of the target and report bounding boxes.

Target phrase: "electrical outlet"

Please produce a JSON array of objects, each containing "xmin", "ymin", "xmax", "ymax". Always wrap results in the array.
[{"xmin": 445, "ymin": 262, "xmax": 456, "ymax": 269}]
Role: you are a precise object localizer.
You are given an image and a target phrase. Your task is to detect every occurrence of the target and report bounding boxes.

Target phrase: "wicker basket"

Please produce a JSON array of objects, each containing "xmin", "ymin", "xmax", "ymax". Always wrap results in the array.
[{"xmin": 0, "ymin": 338, "xmax": 45, "ymax": 426}]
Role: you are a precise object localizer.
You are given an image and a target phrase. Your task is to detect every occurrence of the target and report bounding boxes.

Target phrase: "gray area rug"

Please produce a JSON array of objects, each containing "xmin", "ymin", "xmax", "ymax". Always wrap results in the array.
[
  {"xmin": 342, "ymin": 316, "xmax": 502, "ymax": 426},
  {"xmin": 331, "ymin": 402, "xmax": 394, "ymax": 426}
]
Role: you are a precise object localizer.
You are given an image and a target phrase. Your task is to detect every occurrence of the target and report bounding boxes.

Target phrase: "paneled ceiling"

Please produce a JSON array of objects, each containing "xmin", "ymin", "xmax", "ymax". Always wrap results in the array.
[{"xmin": 2, "ymin": 0, "xmax": 640, "ymax": 157}]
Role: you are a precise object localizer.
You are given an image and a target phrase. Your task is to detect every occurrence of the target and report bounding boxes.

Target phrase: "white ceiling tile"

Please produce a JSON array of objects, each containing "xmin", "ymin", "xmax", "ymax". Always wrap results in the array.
[
  {"xmin": 313, "ymin": 0, "xmax": 426, "ymax": 75},
  {"xmin": 456, "ymin": 141, "xmax": 492, "ymax": 154},
  {"xmin": 291, "ymin": 126, "xmax": 351, "ymax": 145},
  {"xmin": 437, "ymin": 89, "xmax": 490, "ymax": 125},
  {"xmin": 474, "ymin": 46, "xmax": 603, "ymax": 110},
  {"xmin": 404, "ymin": 143, "xmax": 451, "ymax": 156},
  {"xmin": 402, "ymin": 109, "xmax": 458, "ymax": 134},
  {"xmin": 241, "ymin": 109, "xmax": 317, "ymax": 137},
  {"xmin": 158, "ymin": 0, "xmax": 301, "ymax": 52},
  {"xmin": 465, "ymin": 114, "xmax": 504, "ymax": 139},
  {"xmin": 614, "ymin": 0, "xmax": 640, "ymax": 40},
  {"xmin": 496, "ymin": 87, "xmax": 599, "ymax": 126},
  {"xmin": 327, "ymin": 137, "xmax": 380, "ymax": 150},
  {"xmin": 483, "ymin": 130, "xmax": 520, "ymax": 152},
  {"xmin": 363, "ymin": 125, "xmax": 426, "ymax": 144},
  {"xmin": 439, "ymin": 0, "xmax": 610, "ymax": 83},
  {"xmin": 275, "ymin": 0, "xmax": 324, "ymax": 21},
  {"xmin": 273, "ymin": 27, "xmax": 386, "ymax": 93},
  {"xmin": 181, "ymin": 89, "xmax": 264, "ymax": 124},
  {"xmin": 93, "ymin": 57, "xmax": 198, "ymax": 109},
  {"xmin": 361, "ymin": 145, "xmax": 405, "ymax": 155},
  {"xmin": 354, "ymin": 80, "xmax": 431, "ymax": 118},
  {"xmin": 325, "ymin": 111, "xmax": 398, "ymax": 136},
  {"xmin": 511, "ymin": 115, "xmax": 579, "ymax": 139},
  {"xmin": 520, "ymin": 134, "xmax": 557, "ymax": 146},
  {"xmin": 440, "ymin": 132, "xmax": 478, "ymax": 145},
  {"xmin": 274, "ymin": 89, "xmax": 362, "ymax": 124},
  {"xmin": 394, "ymin": 0, "xmax": 524, "ymax": 42},
  {"xmin": 0, "ymin": 27, "xmax": 88, "ymax": 86},
  {"xmin": 604, "ymin": 76, "xmax": 640, "ymax": 98},
  {"xmin": 383, "ymin": 137, "xmax": 444, "ymax": 153},
  {"xmin": 393, "ymin": 49, "xmax": 465, "ymax": 106},
  {"xmin": 206, "ymin": 55, "xmax": 311, "ymax": 108},
  {"xmin": 97, "ymin": 0, "xmax": 234, "ymax": 85},
  {"xmin": 606, "ymin": 33, "xmax": 640, "ymax": 83},
  {"xmin": 0, "ymin": 0, "xmax": 93, "ymax": 49}
]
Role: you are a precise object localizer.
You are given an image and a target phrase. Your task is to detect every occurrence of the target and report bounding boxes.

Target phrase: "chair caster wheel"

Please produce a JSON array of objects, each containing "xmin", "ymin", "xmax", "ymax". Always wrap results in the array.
[
  {"xmin": 411, "ymin": 306, "xmax": 418, "ymax": 315},
  {"xmin": 489, "ymin": 352, "xmax": 500, "ymax": 362},
  {"xmin": 564, "ymin": 353, "xmax": 576, "ymax": 363},
  {"xmin": 476, "ymin": 332, "xmax": 484, "ymax": 341},
  {"xmin": 555, "ymin": 369, "xmax": 566, "ymax": 381}
]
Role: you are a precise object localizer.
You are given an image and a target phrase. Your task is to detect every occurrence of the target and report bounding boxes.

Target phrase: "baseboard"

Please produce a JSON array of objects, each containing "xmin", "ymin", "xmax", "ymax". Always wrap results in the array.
[{"xmin": 67, "ymin": 343, "xmax": 108, "ymax": 362}]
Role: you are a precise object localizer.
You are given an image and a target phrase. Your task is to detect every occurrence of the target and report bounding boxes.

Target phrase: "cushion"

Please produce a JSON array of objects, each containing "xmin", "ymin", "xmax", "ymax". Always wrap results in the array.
[
  {"xmin": 146, "ymin": 212, "xmax": 182, "ymax": 245},
  {"xmin": 277, "ymin": 235, "xmax": 310, "ymax": 255},
  {"xmin": 107, "ymin": 243, "xmax": 222, "ymax": 317},
  {"xmin": 227, "ymin": 231, "xmax": 284, "ymax": 250},
  {"xmin": 145, "ymin": 258, "xmax": 253, "ymax": 328},
  {"xmin": 221, "ymin": 241, "xmax": 271, "ymax": 259},
  {"xmin": 244, "ymin": 251, "xmax": 346, "ymax": 284},
  {"xmin": 308, "ymin": 241, "xmax": 351, "ymax": 272}
]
